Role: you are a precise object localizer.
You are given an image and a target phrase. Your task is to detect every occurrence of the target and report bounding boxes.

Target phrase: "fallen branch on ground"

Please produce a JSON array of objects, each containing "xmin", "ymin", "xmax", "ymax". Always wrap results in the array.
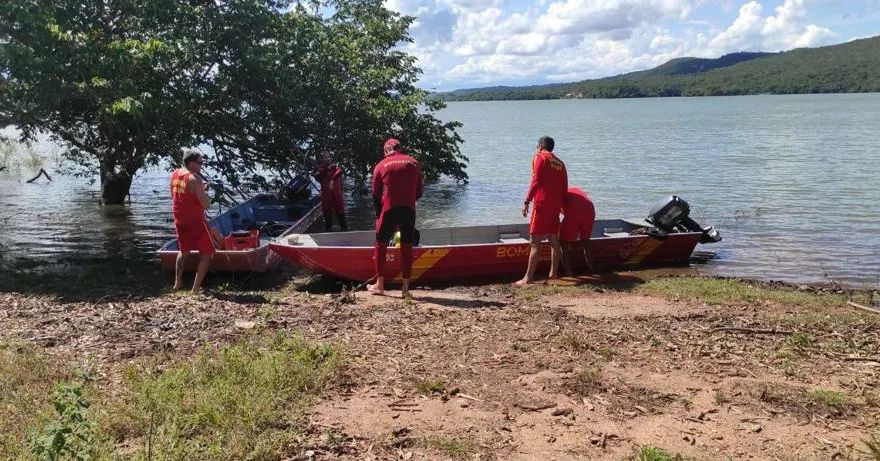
[
  {"xmin": 711, "ymin": 327, "xmax": 793, "ymax": 335},
  {"xmin": 841, "ymin": 356, "xmax": 880, "ymax": 363},
  {"xmin": 846, "ymin": 301, "xmax": 880, "ymax": 316}
]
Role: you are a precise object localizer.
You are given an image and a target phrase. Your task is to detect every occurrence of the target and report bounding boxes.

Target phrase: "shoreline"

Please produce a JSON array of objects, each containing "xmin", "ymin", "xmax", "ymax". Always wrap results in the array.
[{"xmin": 2, "ymin": 272, "xmax": 879, "ymax": 459}]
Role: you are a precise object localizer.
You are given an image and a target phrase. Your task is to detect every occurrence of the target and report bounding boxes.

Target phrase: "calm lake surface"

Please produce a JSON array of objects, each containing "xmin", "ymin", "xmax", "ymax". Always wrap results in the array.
[{"xmin": 1, "ymin": 94, "xmax": 878, "ymax": 285}]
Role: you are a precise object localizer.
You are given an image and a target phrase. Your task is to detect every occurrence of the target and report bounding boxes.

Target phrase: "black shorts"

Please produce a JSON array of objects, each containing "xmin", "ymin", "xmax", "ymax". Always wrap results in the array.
[{"xmin": 376, "ymin": 206, "xmax": 416, "ymax": 244}]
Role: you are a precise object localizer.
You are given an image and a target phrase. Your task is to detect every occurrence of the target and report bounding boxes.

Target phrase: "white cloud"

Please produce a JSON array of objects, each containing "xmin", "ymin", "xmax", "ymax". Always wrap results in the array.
[
  {"xmin": 383, "ymin": 0, "xmax": 848, "ymax": 89},
  {"xmin": 708, "ymin": 0, "xmax": 834, "ymax": 53}
]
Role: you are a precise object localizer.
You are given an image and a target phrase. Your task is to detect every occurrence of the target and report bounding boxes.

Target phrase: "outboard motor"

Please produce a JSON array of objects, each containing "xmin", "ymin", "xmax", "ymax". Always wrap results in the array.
[
  {"xmin": 283, "ymin": 174, "xmax": 312, "ymax": 202},
  {"xmin": 646, "ymin": 196, "xmax": 722, "ymax": 244}
]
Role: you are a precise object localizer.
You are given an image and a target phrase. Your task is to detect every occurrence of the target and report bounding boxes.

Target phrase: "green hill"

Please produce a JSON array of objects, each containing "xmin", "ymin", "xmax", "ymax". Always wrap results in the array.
[{"xmin": 439, "ymin": 36, "xmax": 880, "ymax": 101}]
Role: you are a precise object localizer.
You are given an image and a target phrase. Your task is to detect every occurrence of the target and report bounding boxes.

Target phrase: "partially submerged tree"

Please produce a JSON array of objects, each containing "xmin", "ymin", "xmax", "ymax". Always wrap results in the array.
[
  {"xmin": 0, "ymin": 1, "xmax": 210, "ymax": 203},
  {"xmin": 0, "ymin": 0, "xmax": 466, "ymax": 205}
]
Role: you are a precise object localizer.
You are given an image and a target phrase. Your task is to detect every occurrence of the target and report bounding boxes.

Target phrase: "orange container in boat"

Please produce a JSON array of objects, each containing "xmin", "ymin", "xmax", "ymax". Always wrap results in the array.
[{"xmin": 224, "ymin": 229, "xmax": 260, "ymax": 250}]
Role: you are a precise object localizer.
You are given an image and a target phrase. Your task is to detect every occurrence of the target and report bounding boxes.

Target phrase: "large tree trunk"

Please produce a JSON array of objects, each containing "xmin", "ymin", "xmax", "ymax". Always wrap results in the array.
[{"xmin": 100, "ymin": 168, "xmax": 133, "ymax": 205}]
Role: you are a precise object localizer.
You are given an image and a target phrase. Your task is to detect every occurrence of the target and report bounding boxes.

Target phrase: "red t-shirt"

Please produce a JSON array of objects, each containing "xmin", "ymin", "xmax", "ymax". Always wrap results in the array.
[
  {"xmin": 170, "ymin": 168, "xmax": 205, "ymax": 224},
  {"xmin": 525, "ymin": 150, "xmax": 568, "ymax": 211},
  {"xmin": 562, "ymin": 186, "xmax": 593, "ymax": 216},
  {"xmin": 372, "ymin": 151, "xmax": 423, "ymax": 212}
]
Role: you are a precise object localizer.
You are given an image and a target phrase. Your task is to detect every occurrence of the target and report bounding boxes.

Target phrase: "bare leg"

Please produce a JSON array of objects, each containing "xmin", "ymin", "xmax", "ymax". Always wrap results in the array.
[
  {"xmin": 401, "ymin": 279, "xmax": 411, "ymax": 298},
  {"xmin": 209, "ymin": 227, "xmax": 225, "ymax": 249},
  {"xmin": 560, "ymin": 240, "xmax": 573, "ymax": 277},
  {"xmin": 548, "ymin": 234, "xmax": 561, "ymax": 279},
  {"xmin": 368, "ymin": 242, "xmax": 387, "ymax": 295},
  {"xmin": 514, "ymin": 239, "xmax": 542, "ymax": 286},
  {"xmin": 174, "ymin": 251, "xmax": 188, "ymax": 290},
  {"xmin": 191, "ymin": 254, "xmax": 211, "ymax": 293},
  {"xmin": 368, "ymin": 275, "xmax": 385, "ymax": 295}
]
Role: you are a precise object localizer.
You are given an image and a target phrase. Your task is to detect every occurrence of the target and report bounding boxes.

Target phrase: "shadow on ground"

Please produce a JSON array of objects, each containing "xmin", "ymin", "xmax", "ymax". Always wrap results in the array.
[{"xmin": 0, "ymin": 258, "xmax": 301, "ymax": 303}]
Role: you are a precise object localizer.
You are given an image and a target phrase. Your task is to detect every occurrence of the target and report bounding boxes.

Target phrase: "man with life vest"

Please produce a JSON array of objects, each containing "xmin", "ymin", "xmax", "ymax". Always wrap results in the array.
[
  {"xmin": 515, "ymin": 136, "xmax": 568, "ymax": 286},
  {"xmin": 367, "ymin": 138, "xmax": 423, "ymax": 298},
  {"xmin": 170, "ymin": 150, "xmax": 220, "ymax": 293},
  {"xmin": 312, "ymin": 150, "xmax": 347, "ymax": 231},
  {"xmin": 559, "ymin": 186, "xmax": 596, "ymax": 275}
]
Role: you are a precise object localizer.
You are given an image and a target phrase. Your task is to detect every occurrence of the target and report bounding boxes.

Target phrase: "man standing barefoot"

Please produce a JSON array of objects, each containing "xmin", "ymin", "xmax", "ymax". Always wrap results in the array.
[
  {"xmin": 515, "ymin": 136, "xmax": 567, "ymax": 286},
  {"xmin": 171, "ymin": 150, "xmax": 216, "ymax": 293},
  {"xmin": 367, "ymin": 138, "xmax": 423, "ymax": 298}
]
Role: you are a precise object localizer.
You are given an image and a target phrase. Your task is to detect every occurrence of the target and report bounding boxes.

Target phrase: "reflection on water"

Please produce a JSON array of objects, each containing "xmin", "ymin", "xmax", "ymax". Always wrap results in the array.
[{"xmin": 1, "ymin": 93, "xmax": 879, "ymax": 285}]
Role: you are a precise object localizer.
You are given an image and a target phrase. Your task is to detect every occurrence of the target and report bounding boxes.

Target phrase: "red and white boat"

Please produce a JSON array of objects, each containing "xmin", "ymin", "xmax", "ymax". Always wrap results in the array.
[
  {"xmin": 269, "ymin": 196, "xmax": 721, "ymax": 283},
  {"xmin": 158, "ymin": 179, "xmax": 321, "ymax": 273}
]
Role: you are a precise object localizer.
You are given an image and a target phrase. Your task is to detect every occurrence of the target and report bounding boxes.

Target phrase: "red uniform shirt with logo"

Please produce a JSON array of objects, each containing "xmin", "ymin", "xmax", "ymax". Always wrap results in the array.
[
  {"xmin": 560, "ymin": 186, "xmax": 596, "ymax": 242},
  {"xmin": 372, "ymin": 151, "xmax": 423, "ymax": 213},
  {"xmin": 170, "ymin": 168, "xmax": 215, "ymax": 255},
  {"xmin": 525, "ymin": 150, "xmax": 568, "ymax": 235}
]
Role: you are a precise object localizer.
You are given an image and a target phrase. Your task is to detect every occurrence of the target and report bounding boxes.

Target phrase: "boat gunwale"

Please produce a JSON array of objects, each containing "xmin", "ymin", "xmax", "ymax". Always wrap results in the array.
[{"xmin": 273, "ymin": 230, "xmax": 704, "ymax": 251}]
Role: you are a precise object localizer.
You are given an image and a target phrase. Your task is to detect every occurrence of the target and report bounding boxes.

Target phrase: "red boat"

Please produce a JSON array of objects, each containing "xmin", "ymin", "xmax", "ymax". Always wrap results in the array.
[
  {"xmin": 269, "ymin": 196, "xmax": 721, "ymax": 283},
  {"xmin": 159, "ymin": 186, "xmax": 321, "ymax": 273}
]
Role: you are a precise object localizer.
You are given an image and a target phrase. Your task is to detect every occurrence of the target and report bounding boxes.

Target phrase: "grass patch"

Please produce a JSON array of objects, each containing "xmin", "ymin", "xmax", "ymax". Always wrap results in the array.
[
  {"xmin": 0, "ymin": 343, "xmax": 73, "ymax": 459},
  {"xmin": 637, "ymin": 277, "xmax": 846, "ymax": 309},
  {"xmin": 414, "ymin": 378, "xmax": 446, "ymax": 395},
  {"xmin": 516, "ymin": 284, "xmax": 582, "ymax": 302},
  {"xmin": 632, "ymin": 445, "xmax": 691, "ymax": 461},
  {"xmin": 104, "ymin": 334, "xmax": 342, "ymax": 460},
  {"xmin": 751, "ymin": 383, "xmax": 853, "ymax": 417},
  {"xmin": 787, "ymin": 332, "xmax": 813, "ymax": 350},
  {"xmin": 863, "ymin": 432, "xmax": 880, "ymax": 461},
  {"xmin": 806, "ymin": 388, "xmax": 848, "ymax": 411},
  {"xmin": 714, "ymin": 390, "xmax": 729, "ymax": 405},
  {"xmin": 559, "ymin": 330, "xmax": 593, "ymax": 354},
  {"xmin": 570, "ymin": 366, "xmax": 603, "ymax": 396},
  {"xmin": 419, "ymin": 434, "xmax": 476, "ymax": 459}
]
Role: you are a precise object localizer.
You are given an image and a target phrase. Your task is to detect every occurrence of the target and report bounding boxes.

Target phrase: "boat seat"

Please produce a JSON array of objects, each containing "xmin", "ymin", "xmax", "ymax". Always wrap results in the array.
[{"xmin": 499, "ymin": 232, "xmax": 528, "ymax": 243}]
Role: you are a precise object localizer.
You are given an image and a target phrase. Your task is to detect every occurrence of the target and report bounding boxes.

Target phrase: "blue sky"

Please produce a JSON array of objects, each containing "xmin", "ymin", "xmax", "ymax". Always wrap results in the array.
[{"xmin": 382, "ymin": 0, "xmax": 880, "ymax": 90}]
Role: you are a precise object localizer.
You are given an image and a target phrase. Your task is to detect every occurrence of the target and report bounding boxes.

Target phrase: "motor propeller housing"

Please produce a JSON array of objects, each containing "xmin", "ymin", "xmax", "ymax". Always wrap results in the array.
[{"xmin": 646, "ymin": 195, "xmax": 721, "ymax": 244}]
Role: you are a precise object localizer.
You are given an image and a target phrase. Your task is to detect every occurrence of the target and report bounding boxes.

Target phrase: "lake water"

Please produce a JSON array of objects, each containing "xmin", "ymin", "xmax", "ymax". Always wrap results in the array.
[{"xmin": 1, "ymin": 94, "xmax": 878, "ymax": 285}]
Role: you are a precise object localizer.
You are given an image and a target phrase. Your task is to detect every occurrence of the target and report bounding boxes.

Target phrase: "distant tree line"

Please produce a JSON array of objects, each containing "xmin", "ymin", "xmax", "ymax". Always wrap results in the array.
[{"xmin": 440, "ymin": 36, "xmax": 880, "ymax": 102}]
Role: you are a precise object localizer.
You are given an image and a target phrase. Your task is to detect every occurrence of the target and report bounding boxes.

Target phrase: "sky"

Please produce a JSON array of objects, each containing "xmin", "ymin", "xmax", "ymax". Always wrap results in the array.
[{"xmin": 382, "ymin": 0, "xmax": 880, "ymax": 90}]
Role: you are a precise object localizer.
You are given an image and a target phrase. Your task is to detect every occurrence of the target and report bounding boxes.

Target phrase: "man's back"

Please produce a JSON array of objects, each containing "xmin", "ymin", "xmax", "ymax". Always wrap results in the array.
[
  {"xmin": 170, "ymin": 168, "xmax": 203, "ymax": 223},
  {"xmin": 527, "ymin": 150, "xmax": 568, "ymax": 211},
  {"xmin": 563, "ymin": 186, "xmax": 592, "ymax": 216},
  {"xmin": 372, "ymin": 151, "xmax": 423, "ymax": 212}
]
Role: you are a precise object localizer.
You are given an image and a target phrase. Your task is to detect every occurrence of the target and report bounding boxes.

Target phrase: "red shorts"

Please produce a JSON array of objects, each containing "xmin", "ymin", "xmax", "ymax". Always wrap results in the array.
[
  {"xmin": 174, "ymin": 220, "xmax": 216, "ymax": 255},
  {"xmin": 529, "ymin": 207, "xmax": 561, "ymax": 236},
  {"xmin": 560, "ymin": 211, "xmax": 596, "ymax": 243}
]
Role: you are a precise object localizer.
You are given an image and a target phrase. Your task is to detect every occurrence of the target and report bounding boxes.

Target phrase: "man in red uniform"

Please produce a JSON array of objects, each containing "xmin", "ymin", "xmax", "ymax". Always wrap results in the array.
[
  {"xmin": 171, "ymin": 150, "xmax": 217, "ymax": 293},
  {"xmin": 367, "ymin": 138, "xmax": 423, "ymax": 298},
  {"xmin": 515, "ymin": 136, "xmax": 568, "ymax": 286},
  {"xmin": 559, "ymin": 186, "xmax": 596, "ymax": 276},
  {"xmin": 312, "ymin": 150, "xmax": 347, "ymax": 231}
]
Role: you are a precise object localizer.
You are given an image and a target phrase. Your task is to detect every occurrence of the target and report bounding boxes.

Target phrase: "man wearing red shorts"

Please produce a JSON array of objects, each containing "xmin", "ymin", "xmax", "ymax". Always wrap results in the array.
[
  {"xmin": 560, "ymin": 186, "xmax": 596, "ymax": 276},
  {"xmin": 171, "ymin": 150, "xmax": 217, "ymax": 293},
  {"xmin": 515, "ymin": 136, "xmax": 568, "ymax": 286},
  {"xmin": 312, "ymin": 150, "xmax": 347, "ymax": 231},
  {"xmin": 367, "ymin": 138, "xmax": 423, "ymax": 298}
]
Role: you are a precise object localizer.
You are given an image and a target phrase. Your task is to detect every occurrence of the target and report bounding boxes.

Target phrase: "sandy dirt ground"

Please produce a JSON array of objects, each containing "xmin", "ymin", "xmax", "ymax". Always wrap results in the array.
[{"xmin": 2, "ymin": 276, "xmax": 879, "ymax": 460}]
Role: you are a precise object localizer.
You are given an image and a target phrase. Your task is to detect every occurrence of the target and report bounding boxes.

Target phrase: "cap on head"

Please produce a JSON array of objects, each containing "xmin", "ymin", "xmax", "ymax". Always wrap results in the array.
[{"xmin": 384, "ymin": 138, "xmax": 400, "ymax": 152}]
